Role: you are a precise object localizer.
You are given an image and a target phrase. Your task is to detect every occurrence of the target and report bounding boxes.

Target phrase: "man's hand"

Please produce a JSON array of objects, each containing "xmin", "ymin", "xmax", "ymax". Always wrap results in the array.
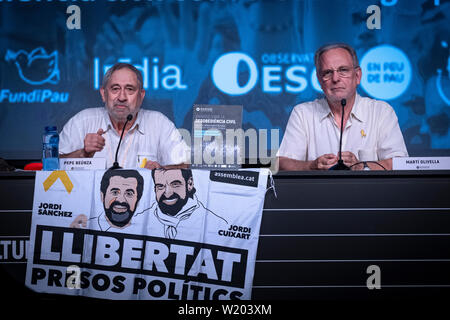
[
  {"xmin": 311, "ymin": 154, "xmax": 338, "ymax": 170},
  {"xmin": 340, "ymin": 151, "xmax": 359, "ymax": 168},
  {"xmin": 70, "ymin": 214, "xmax": 88, "ymax": 228},
  {"xmin": 83, "ymin": 129, "xmax": 105, "ymax": 157},
  {"xmin": 144, "ymin": 160, "xmax": 162, "ymax": 170}
]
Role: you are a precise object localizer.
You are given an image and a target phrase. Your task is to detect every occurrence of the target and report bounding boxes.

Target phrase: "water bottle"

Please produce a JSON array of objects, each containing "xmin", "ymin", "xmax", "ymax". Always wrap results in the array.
[{"xmin": 42, "ymin": 126, "xmax": 59, "ymax": 171}]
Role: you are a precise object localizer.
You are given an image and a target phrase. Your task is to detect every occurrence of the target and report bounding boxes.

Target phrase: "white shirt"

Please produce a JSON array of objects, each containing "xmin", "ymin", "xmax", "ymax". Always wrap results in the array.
[
  {"xmin": 277, "ymin": 94, "xmax": 408, "ymax": 161},
  {"xmin": 90, "ymin": 210, "xmax": 148, "ymax": 233},
  {"xmin": 147, "ymin": 196, "xmax": 228, "ymax": 242},
  {"xmin": 59, "ymin": 108, "xmax": 190, "ymax": 168}
]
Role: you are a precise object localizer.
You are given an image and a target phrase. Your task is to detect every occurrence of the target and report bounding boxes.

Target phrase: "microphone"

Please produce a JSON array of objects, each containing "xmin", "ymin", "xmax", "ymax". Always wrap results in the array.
[
  {"xmin": 329, "ymin": 99, "xmax": 350, "ymax": 170},
  {"xmin": 110, "ymin": 114, "xmax": 133, "ymax": 170}
]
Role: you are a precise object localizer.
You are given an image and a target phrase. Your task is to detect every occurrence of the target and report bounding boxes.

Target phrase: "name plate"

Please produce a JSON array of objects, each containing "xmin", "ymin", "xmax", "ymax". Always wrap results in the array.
[
  {"xmin": 59, "ymin": 158, "xmax": 106, "ymax": 170},
  {"xmin": 393, "ymin": 157, "xmax": 450, "ymax": 170}
]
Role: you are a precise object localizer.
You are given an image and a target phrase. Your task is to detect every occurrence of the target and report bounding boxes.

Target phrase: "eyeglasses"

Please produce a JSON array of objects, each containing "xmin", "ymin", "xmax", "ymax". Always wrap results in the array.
[{"xmin": 320, "ymin": 66, "xmax": 359, "ymax": 81}]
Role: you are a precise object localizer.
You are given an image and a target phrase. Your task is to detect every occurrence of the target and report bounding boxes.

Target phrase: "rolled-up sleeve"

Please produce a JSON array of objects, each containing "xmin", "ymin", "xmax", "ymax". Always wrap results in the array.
[
  {"xmin": 157, "ymin": 114, "xmax": 191, "ymax": 165},
  {"xmin": 59, "ymin": 112, "xmax": 85, "ymax": 155},
  {"xmin": 376, "ymin": 103, "xmax": 409, "ymax": 160},
  {"xmin": 277, "ymin": 106, "xmax": 308, "ymax": 161}
]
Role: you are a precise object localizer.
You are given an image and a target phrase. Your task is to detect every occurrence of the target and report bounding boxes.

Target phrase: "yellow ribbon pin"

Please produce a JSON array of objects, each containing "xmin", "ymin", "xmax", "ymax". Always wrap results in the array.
[
  {"xmin": 43, "ymin": 171, "xmax": 74, "ymax": 194},
  {"xmin": 140, "ymin": 157, "xmax": 147, "ymax": 168},
  {"xmin": 361, "ymin": 129, "xmax": 366, "ymax": 138}
]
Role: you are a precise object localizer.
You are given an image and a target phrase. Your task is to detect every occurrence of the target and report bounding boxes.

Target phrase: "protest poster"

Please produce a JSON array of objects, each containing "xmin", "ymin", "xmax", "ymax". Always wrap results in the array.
[{"xmin": 25, "ymin": 168, "xmax": 268, "ymax": 300}]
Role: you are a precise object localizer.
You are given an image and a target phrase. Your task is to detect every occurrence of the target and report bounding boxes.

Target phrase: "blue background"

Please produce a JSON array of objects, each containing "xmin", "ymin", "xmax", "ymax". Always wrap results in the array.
[{"xmin": 0, "ymin": 0, "xmax": 449, "ymax": 160}]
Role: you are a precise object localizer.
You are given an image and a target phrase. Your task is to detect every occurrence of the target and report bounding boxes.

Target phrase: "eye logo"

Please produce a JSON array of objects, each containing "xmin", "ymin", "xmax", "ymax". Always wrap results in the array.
[{"xmin": 5, "ymin": 47, "xmax": 60, "ymax": 85}]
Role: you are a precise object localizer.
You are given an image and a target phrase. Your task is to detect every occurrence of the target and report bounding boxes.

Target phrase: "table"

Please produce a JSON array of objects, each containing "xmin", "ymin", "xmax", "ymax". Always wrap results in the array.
[{"xmin": 1, "ymin": 170, "xmax": 449, "ymax": 300}]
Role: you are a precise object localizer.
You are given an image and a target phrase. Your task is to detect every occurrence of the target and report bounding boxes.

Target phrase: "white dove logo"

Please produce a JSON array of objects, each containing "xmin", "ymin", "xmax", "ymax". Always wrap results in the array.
[{"xmin": 5, "ymin": 47, "xmax": 60, "ymax": 85}]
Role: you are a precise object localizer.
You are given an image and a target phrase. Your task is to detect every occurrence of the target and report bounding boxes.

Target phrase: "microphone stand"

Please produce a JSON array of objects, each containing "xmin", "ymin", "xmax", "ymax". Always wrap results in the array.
[
  {"xmin": 329, "ymin": 99, "xmax": 350, "ymax": 171},
  {"xmin": 110, "ymin": 114, "xmax": 133, "ymax": 170}
]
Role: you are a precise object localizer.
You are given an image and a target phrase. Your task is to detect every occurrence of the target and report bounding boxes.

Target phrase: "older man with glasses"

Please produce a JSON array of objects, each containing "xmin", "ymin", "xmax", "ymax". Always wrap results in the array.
[
  {"xmin": 59, "ymin": 62, "xmax": 189, "ymax": 170},
  {"xmin": 277, "ymin": 43, "xmax": 408, "ymax": 171}
]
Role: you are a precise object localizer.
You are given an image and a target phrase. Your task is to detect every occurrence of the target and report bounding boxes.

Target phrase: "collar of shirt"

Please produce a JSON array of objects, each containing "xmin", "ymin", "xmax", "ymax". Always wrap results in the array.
[
  {"xmin": 97, "ymin": 211, "xmax": 142, "ymax": 232},
  {"xmin": 153, "ymin": 196, "xmax": 200, "ymax": 228},
  {"xmin": 102, "ymin": 108, "xmax": 145, "ymax": 136},
  {"xmin": 97, "ymin": 212, "xmax": 112, "ymax": 231},
  {"xmin": 318, "ymin": 93, "xmax": 365, "ymax": 124}
]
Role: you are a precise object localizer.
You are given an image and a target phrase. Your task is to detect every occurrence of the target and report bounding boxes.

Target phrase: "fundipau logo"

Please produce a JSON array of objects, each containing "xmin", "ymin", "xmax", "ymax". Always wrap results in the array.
[
  {"xmin": 2, "ymin": 47, "xmax": 69, "ymax": 103},
  {"xmin": 5, "ymin": 47, "xmax": 60, "ymax": 85}
]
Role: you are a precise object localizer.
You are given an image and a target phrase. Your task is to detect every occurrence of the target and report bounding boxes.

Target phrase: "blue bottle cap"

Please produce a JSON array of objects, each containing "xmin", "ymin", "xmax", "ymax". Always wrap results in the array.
[{"xmin": 45, "ymin": 126, "xmax": 57, "ymax": 132}]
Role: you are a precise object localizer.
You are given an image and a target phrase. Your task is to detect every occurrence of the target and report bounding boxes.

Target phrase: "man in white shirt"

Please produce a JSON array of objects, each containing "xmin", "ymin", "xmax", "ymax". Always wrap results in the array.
[
  {"xmin": 148, "ymin": 168, "xmax": 227, "ymax": 241},
  {"xmin": 277, "ymin": 43, "xmax": 408, "ymax": 171},
  {"xmin": 59, "ymin": 63, "xmax": 189, "ymax": 169},
  {"xmin": 69, "ymin": 169, "xmax": 147, "ymax": 232}
]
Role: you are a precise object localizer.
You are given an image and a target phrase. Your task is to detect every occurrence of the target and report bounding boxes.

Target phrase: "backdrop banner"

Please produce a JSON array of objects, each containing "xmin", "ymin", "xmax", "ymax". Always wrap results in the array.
[
  {"xmin": 25, "ymin": 168, "xmax": 268, "ymax": 300},
  {"xmin": 1, "ymin": 1, "xmax": 449, "ymax": 160}
]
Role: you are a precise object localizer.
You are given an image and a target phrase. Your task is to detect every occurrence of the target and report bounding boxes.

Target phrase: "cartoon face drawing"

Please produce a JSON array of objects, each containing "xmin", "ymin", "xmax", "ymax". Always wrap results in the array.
[
  {"xmin": 152, "ymin": 169, "xmax": 195, "ymax": 216},
  {"xmin": 100, "ymin": 170, "xmax": 144, "ymax": 228},
  {"xmin": 150, "ymin": 168, "xmax": 227, "ymax": 240}
]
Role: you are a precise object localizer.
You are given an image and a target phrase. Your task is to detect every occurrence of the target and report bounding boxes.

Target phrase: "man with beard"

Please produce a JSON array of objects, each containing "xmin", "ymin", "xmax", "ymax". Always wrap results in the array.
[
  {"xmin": 70, "ymin": 169, "xmax": 144, "ymax": 231},
  {"xmin": 59, "ymin": 62, "xmax": 189, "ymax": 170},
  {"xmin": 149, "ymin": 168, "xmax": 227, "ymax": 240},
  {"xmin": 99, "ymin": 169, "xmax": 144, "ymax": 230}
]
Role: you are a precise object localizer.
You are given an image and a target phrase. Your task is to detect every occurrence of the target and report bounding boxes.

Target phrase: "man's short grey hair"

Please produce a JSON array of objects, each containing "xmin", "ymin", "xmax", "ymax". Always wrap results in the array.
[
  {"xmin": 101, "ymin": 62, "xmax": 144, "ymax": 90},
  {"xmin": 314, "ymin": 43, "xmax": 360, "ymax": 72}
]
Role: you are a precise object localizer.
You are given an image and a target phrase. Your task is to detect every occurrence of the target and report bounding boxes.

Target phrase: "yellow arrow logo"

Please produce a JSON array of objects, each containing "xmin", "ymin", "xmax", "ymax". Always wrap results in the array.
[{"xmin": 43, "ymin": 171, "xmax": 74, "ymax": 194}]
